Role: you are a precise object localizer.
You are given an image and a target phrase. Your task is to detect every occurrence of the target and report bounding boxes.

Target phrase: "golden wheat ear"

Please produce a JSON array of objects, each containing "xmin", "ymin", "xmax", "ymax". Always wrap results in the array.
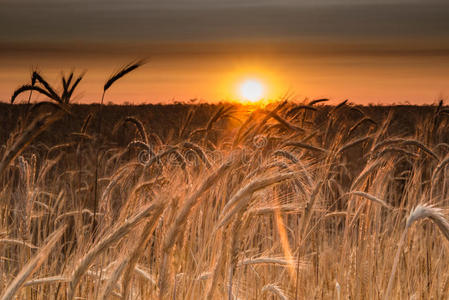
[
  {"xmin": 385, "ymin": 203, "xmax": 449, "ymax": 300},
  {"xmin": 0, "ymin": 226, "xmax": 67, "ymax": 300},
  {"xmin": 262, "ymin": 284, "xmax": 288, "ymax": 300},
  {"xmin": 405, "ymin": 204, "xmax": 449, "ymax": 241},
  {"xmin": 67, "ymin": 201, "xmax": 164, "ymax": 300}
]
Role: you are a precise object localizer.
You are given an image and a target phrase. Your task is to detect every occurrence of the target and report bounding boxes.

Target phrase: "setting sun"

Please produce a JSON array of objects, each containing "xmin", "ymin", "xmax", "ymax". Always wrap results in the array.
[{"xmin": 239, "ymin": 79, "xmax": 264, "ymax": 102}]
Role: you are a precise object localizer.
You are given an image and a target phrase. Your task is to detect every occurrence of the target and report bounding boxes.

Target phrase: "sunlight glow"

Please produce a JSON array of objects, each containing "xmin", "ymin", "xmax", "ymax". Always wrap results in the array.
[{"xmin": 239, "ymin": 79, "xmax": 264, "ymax": 102}]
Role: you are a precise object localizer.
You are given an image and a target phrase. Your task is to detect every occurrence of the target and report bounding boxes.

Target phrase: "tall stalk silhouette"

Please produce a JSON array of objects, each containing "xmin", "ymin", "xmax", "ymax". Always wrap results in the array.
[
  {"xmin": 92, "ymin": 60, "xmax": 146, "ymax": 232},
  {"xmin": 2, "ymin": 71, "xmax": 82, "ymax": 178}
]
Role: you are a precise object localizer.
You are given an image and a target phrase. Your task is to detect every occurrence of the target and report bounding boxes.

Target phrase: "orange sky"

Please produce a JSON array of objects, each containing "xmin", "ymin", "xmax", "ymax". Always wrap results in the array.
[
  {"xmin": 1, "ymin": 0, "xmax": 448, "ymax": 104},
  {"xmin": 1, "ymin": 40, "xmax": 448, "ymax": 105}
]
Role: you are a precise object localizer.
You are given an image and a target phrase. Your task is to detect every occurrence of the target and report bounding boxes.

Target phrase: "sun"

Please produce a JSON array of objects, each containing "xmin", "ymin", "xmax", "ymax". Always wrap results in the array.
[{"xmin": 239, "ymin": 79, "xmax": 265, "ymax": 102}]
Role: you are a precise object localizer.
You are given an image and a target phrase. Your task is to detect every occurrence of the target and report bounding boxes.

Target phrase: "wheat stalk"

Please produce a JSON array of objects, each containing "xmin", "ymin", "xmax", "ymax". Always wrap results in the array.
[
  {"xmin": 158, "ymin": 156, "xmax": 236, "ymax": 297},
  {"xmin": 347, "ymin": 191, "xmax": 392, "ymax": 209},
  {"xmin": 0, "ymin": 225, "xmax": 66, "ymax": 300},
  {"xmin": 23, "ymin": 276, "xmax": 69, "ymax": 287},
  {"xmin": 99, "ymin": 257, "xmax": 129, "ymax": 300},
  {"xmin": 121, "ymin": 213, "xmax": 162, "ymax": 299},
  {"xmin": 238, "ymin": 257, "xmax": 303, "ymax": 267},
  {"xmin": 68, "ymin": 200, "xmax": 163, "ymax": 300},
  {"xmin": 0, "ymin": 238, "xmax": 37, "ymax": 249}
]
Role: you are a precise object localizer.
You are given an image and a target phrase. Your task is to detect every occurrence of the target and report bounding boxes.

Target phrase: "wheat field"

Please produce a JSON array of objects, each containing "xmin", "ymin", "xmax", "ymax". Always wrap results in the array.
[{"xmin": 1, "ymin": 66, "xmax": 449, "ymax": 299}]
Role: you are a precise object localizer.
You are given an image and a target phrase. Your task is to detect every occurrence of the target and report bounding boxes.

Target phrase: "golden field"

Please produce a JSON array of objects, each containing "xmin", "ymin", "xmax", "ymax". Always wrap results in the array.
[{"xmin": 1, "ymin": 67, "xmax": 449, "ymax": 299}]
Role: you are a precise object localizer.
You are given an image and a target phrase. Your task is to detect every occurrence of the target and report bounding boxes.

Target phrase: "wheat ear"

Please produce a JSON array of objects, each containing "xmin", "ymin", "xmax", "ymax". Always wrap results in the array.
[
  {"xmin": 262, "ymin": 284, "xmax": 288, "ymax": 300},
  {"xmin": 0, "ymin": 112, "xmax": 62, "ymax": 178},
  {"xmin": 99, "ymin": 258, "xmax": 129, "ymax": 300},
  {"xmin": 385, "ymin": 204, "xmax": 449, "ymax": 300},
  {"xmin": 122, "ymin": 213, "xmax": 162, "ymax": 299},
  {"xmin": 0, "ymin": 225, "xmax": 66, "ymax": 300},
  {"xmin": 158, "ymin": 157, "xmax": 236, "ymax": 298},
  {"xmin": 68, "ymin": 200, "xmax": 163, "ymax": 300},
  {"xmin": 217, "ymin": 172, "xmax": 296, "ymax": 230}
]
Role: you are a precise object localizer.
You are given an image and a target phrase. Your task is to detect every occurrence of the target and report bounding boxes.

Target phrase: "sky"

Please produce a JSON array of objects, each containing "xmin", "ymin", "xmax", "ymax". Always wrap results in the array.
[{"xmin": 1, "ymin": 0, "xmax": 448, "ymax": 104}]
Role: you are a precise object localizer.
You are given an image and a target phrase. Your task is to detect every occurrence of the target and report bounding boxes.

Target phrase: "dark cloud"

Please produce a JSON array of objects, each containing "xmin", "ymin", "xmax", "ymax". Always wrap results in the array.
[
  {"xmin": 1, "ymin": 41, "xmax": 449, "ymax": 59},
  {"xmin": 1, "ymin": 2, "xmax": 448, "ymax": 43}
]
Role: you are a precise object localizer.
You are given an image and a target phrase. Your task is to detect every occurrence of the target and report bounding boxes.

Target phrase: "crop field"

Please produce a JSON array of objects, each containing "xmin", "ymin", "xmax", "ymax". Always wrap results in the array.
[{"xmin": 1, "ymin": 68, "xmax": 449, "ymax": 299}]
